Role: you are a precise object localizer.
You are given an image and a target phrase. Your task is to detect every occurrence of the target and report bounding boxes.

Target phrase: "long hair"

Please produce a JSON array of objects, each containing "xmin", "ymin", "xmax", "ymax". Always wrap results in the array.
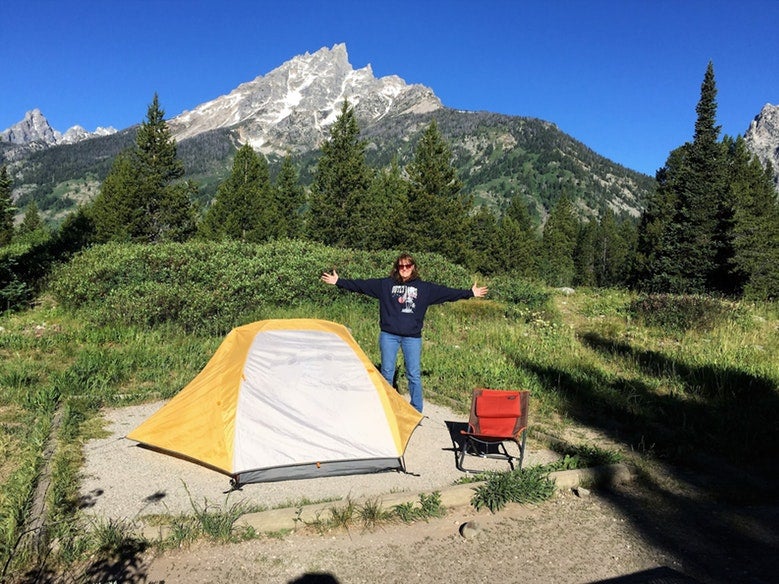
[{"xmin": 390, "ymin": 253, "xmax": 419, "ymax": 283}]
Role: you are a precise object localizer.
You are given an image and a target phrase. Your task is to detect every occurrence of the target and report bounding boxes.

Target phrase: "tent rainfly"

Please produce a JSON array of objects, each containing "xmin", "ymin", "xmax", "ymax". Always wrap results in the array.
[{"xmin": 126, "ymin": 319, "xmax": 423, "ymax": 487}]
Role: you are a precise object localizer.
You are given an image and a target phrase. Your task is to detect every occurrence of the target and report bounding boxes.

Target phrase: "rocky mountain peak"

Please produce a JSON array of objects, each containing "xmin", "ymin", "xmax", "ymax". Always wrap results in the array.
[
  {"xmin": 1, "ymin": 109, "xmax": 117, "ymax": 149},
  {"xmin": 168, "ymin": 43, "xmax": 442, "ymax": 154},
  {"xmin": 744, "ymin": 103, "xmax": 779, "ymax": 187},
  {"xmin": 1, "ymin": 109, "xmax": 60, "ymax": 145}
]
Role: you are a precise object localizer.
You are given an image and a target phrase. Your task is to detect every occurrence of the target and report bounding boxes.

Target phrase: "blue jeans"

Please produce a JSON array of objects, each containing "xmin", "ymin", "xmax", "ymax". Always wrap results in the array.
[{"xmin": 379, "ymin": 331, "xmax": 423, "ymax": 412}]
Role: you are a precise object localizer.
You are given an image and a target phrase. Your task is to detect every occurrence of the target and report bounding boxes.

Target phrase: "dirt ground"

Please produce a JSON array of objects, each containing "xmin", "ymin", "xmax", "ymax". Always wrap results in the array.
[
  {"xmin": 141, "ymin": 486, "xmax": 682, "ymax": 584},
  {"xmin": 71, "ymin": 473, "xmax": 779, "ymax": 584},
  {"xmin": 63, "ymin": 403, "xmax": 779, "ymax": 584}
]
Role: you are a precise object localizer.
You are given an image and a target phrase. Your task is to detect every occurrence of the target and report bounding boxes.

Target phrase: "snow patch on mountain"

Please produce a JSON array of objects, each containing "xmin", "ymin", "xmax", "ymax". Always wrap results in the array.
[{"xmin": 168, "ymin": 43, "xmax": 442, "ymax": 154}]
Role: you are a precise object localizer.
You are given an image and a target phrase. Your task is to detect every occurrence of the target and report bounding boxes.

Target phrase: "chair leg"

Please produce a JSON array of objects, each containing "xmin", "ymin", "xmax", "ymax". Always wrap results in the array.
[
  {"xmin": 515, "ymin": 431, "xmax": 527, "ymax": 470},
  {"xmin": 457, "ymin": 438, "xmax": 469, "ymax": 471},
  {"xmin": 458, "ymin": 436, "xmax": 521, "ymax": 473},
  {"xmin": 496, "ymin": 441, "xmax": 515, "ymax": 470}
]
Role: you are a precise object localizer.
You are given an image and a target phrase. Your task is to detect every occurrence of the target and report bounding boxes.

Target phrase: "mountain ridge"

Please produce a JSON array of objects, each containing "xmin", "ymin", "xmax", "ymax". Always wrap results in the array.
[
  {"xmin": 2, "ymin": 44, "xmax": 771, "ymax": 224},
  {"xmin": 0, "ymin": 108, "xmax": 117, "ymax": 148},
  {"xmin": 168, "ymin": 44, "xmax": 442, "ymax": 153}
]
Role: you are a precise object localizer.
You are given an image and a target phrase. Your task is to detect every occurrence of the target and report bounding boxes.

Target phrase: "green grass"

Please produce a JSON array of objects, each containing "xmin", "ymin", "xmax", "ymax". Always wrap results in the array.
[
  {"xmin": 470, "ymin": 465, "xmax": 557, "ymax": 513},
  {"xmin": 304, "ymin": 492, "xmax": 445, "ymax": 533},
  {"xmin": 1, "ymin": 244, "xmax": 778, "ymax": 579}
]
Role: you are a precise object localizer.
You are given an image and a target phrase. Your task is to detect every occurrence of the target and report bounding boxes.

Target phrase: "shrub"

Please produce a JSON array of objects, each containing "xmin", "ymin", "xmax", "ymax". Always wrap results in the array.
[
  {"xmin": 470, "ymin": 466, "xmax": 556, "ymax": 512},
  {"xmin": 628, "ymin": 293, "xmax": 743, "ymax": 332},
  {"xmin": 486, "ymin": 274, "xmax": 554, "ymax": 322},
  {"xmin": 487, "ymin": 274, "xmax": 551, "ymax": 308},
  {"xmin": 546, "ymin": 443, "xmax": 623, "ymax": 471},
  {"xmin": 47, "ymin": 241, "xmax": 479, "ymax": 334},
  {"xmin": 0, "ymin": 245, "xmax": 34, "ymax": 313}
]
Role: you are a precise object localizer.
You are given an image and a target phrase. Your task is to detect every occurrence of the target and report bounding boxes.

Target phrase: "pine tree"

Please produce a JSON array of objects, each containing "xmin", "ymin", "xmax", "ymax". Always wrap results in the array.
[
  {"xmin": 594, "ymin": 209, "xmax": 634, "ymax": 288},
  {"xmin": 634, "ymin": 62, "xmax": 727, "ymax": 293},
  {"xmin": 675, "ymin": 61, "xmax": 727, "ymax": 292},
  {"xmin": 55, "ymin": 205, "xmax": 96, "ymax": 256},
  {"xmin": 504, "ymin": 196, "xmax": 535, "ymax": 233},
  {"xmin": 274, "ymin": 155, "xmax": 305, "ymax": 239},
  {"xmin": 157, "ymin": 180, "xmax": 199, "ymax": 243},
  {"xmin": 0, "ymin": 165, "xmax": 14, "ymax": 246},
  {"xmin": 617, "ymin": 218, "xmax": 639, "ymax": 285},
  {"xmin": 200, "ymin": 143, "xmax": 276, "ymax": 241},
  {"xmin": 728, "ymin": 138, "xmax": 779, "ymax": 299},
  {"xmin": 355, "ymin": 158, "xmax": 408, "ymax": 250},
  {"xmin": 489, "ymin": 196, "xmax": 538, "ymax": 277},
  {"xmin": 18, "ymin": 201, "xmax": 45, "ymax": 236},
  {"xmin": 307, "ymin": 100, "xmax": 373, "ymax": 247},
  {"xmin": 90, "ymin": 94, "xmax": 196, "ymax": 243},
  {"xmin": 632, "ymin": 149, "xmax": 684, "ymax": 291},
  {"xmin": 539, "ymin": 195, "xmax": 578, "ymax": 286},
  {"xmin": 406, "ymin": 120, "xmax": 471, "ymax": 263},
  {"xmin": 573, "ymin": 219, "xmax": 597, "ymax": 287},
  {"xmin": 90, "ymin": 151, "xmax": 138, "ymax": 242},
  {"xmin": 467, "ymin": 206, "xmax": 501, "ymax": 274},
  {"xmin": 490, "ymin": 216, "xmax": 534, "ymax": 277}
]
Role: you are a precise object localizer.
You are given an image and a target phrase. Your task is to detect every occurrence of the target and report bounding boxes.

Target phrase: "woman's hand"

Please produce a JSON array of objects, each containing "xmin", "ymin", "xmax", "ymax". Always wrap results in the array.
[
  {"xmin": 472, "ymin": 282, "xmax": 488, "ymax": 298},
  {"xmin": 321, "ymin": 270, "xmax": 339, "ymax": 285}
]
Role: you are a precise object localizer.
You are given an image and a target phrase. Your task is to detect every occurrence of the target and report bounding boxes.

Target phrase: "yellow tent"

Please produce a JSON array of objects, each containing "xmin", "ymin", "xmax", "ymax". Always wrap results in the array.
[{"xmin": 127, "ymin": 319, "xmax": 423, "ymax": 486}]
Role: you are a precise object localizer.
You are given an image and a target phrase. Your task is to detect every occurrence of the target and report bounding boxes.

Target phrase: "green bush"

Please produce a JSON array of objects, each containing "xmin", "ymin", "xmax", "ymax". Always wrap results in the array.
[
  {"xmin": 1, "ymin": 244, "xmax": 35, "ymax": 313},
  {"xmin": 487, "ymin": 274, "xmax": 550, "ymax": 308},
  {"xmin": 470, "ymin": 466, "xmax": 556, "ymax": 512},
  {"xmin": 48, "ymin": 240, "xmax": 480, "ymax": 334},
  {"xmin": 629, "ymin": 293, "xmax": 743, "ymax": 332}
]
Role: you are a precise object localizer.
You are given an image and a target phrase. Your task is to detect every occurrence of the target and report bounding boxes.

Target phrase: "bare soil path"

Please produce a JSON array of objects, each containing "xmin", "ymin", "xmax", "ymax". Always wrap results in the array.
[{"xmin": 59, "ymin": 401, "xmax": 779, "ymax": 584}]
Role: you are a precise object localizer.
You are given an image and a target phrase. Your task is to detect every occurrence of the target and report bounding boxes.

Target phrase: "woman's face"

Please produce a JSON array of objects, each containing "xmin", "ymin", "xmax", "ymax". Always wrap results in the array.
[{"xmin": 397, "ymin": 259, "xmax": 414, "ymax": 282}]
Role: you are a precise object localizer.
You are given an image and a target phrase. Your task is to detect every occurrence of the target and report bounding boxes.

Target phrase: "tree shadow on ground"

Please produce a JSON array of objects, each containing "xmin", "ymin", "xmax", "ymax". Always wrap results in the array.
[
  {"xmin": 14, "ymin": 536, "xmax": 156, "ymax": 584},
  {"xmin": 588, "ymin": 566, "xmax": 702, "ymax": 583},
  {"xmin": 511, "ymin": 331, "xmax": 779, "ymax": 583},
  {"xmin": 288, "ymin": 573, "xmax": 340, "ymax": 583}
]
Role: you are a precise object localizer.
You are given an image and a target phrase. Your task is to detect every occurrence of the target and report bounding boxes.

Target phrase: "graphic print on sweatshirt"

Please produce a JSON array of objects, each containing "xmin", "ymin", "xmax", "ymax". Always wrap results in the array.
[{"xmin": 392, "ymin": 285, "xmax": 418, "ymax": 313}]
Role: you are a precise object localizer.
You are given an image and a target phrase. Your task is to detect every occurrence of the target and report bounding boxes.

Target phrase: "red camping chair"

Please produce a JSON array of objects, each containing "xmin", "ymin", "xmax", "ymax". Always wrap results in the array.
[{"xmin": 457, "ymin": 388, "xmax": 529, "ymax": 472}]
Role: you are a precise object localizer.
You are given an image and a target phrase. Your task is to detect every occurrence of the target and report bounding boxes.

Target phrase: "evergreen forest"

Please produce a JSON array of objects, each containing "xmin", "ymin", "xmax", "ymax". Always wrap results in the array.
[{"xmin": 1, "ymin": 63, "xmax": 778, "ymax": 312}]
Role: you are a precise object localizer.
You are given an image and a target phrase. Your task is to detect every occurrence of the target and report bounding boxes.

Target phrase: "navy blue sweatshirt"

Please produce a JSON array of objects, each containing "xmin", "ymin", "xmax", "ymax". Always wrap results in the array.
[{"xmin": 336, "ymin": 276, "xmax": 474, "ymax": 338}]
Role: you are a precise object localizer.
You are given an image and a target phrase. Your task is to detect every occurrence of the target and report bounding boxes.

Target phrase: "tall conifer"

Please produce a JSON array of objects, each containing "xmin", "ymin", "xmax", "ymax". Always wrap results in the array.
[
  {"xmin": 91, "ymin": 94, "xmax": 195, "ymax": 242},
  {"xmin": 467, "ymin": 206, "xmax": 501, "ymax": 274},
  {"xmin": 574, "ymin": 219, "xmax": 597, "ymax": 287},
  {"xmin": 728, "ymin": 138, "xmax": 779, "ymax": 298},
  {"xmin": 493, "ymin": 215, "xmax": 538, "ymax": 277},
  {"xmin": 274, "ymin": 155, "xmax": 305, "ymax": 239},
  {"xmin": 0, "ymin": 166, "xmax": 14, "ymax": 246},
  {"xmin": 307, "ymin": 100, "xmax": 373, "ymax": 247},
  {"xmin": 594, "ymin": 209, "xmax": 634, "ymax": 288},
  {"xmin": 18, "ymin": 201, "xmax": 44, "ymax": 236},
  {"xmin": 540, "ymin": 195, "xmax": 578, "ymax": 286},
  {"xmin": 675, "ymin": 61, "xmax": 726, "ymax": 292},
  {"xmin": 200, "ymin": 143, "xmax": 275, "ymax": 241},
  {"xmin": 406, "ymin": 120, "xmax": 471, "ymax": 263},
  {"xmin": 495, "ymin": 197, "xmax": 538, "ymax": 277},
  {"xmin": 356, "ymin": 158, "xmax": 408, "ymax": 250},
  {"xmin": 634, "ymin": 62, "xmax": 727, "ymax": 293}
]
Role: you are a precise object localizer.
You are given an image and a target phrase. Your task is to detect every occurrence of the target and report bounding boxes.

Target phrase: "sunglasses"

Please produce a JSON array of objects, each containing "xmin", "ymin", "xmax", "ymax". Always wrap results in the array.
[{"xmin": 397, "ymin": 263, "xmax": 414, "ymax": 269}]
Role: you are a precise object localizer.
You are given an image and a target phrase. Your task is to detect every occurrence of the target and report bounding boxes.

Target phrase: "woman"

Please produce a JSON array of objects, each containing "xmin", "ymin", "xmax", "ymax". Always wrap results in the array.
[{"xmin": 321, "ymin": 253, "xmax": 488, "ymax": 412}]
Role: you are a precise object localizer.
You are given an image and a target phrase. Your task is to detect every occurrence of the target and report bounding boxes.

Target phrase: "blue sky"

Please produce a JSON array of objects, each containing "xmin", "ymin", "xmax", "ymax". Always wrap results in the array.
[{"xmin": 2, "ymin": 0, "xmax": 777, "ymax": 176}]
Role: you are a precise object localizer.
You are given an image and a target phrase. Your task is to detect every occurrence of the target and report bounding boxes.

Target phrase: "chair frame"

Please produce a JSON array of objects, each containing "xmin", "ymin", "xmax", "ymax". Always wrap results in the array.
[{"xmin": 457, "ymin": 388, "xmax": 529, "ymax": 473}]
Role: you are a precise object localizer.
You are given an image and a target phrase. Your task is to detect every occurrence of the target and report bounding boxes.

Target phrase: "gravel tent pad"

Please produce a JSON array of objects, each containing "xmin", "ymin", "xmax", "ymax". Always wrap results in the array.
[{"xmin": 80, "ymin": 400, "xmax": 559, "ymax": 521}]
